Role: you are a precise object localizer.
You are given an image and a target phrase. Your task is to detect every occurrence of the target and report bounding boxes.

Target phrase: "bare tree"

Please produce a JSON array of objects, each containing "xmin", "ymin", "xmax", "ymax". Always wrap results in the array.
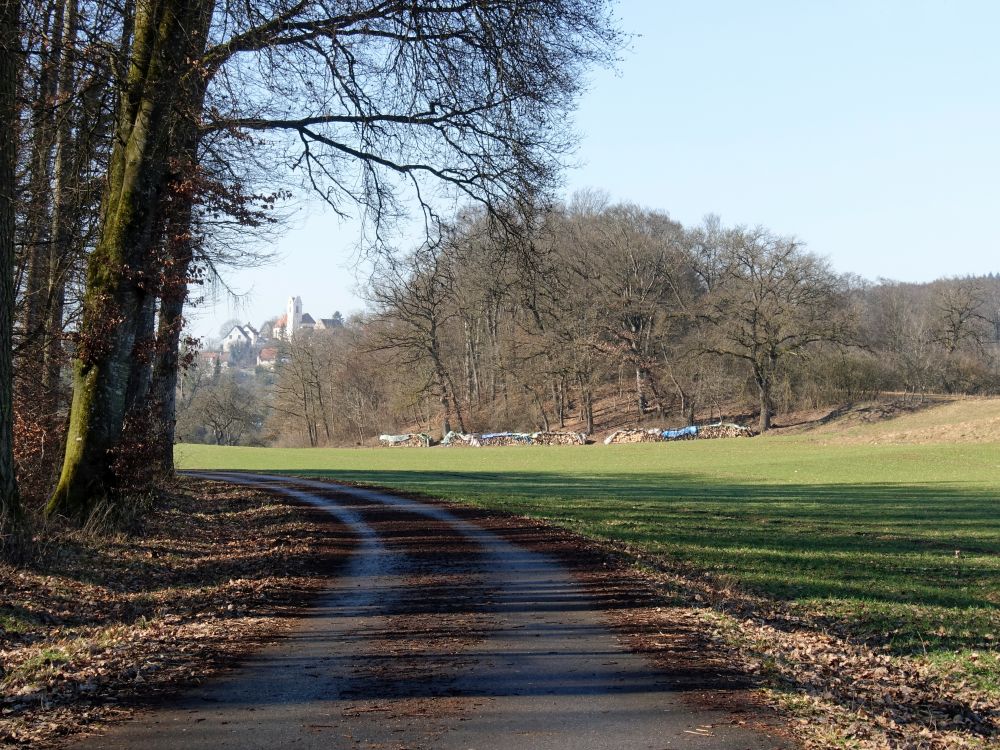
[
  {"xmin": 47, "ymin": 0, "xmax": 622, "ymax": 521},
  {"xmin": 1, "ymin": 0, "xmax": 22, "ymax": 550},
  {"xmin": 370, "ymin": 243, "xmax": 466, "ymax": 437},
  {"xmin": 195, "ymin": 374, "xmax": 263, "ymax": 445},
  {"xmin": 697, "ymin": 226, "xmax": 852, "ymax": 432}
]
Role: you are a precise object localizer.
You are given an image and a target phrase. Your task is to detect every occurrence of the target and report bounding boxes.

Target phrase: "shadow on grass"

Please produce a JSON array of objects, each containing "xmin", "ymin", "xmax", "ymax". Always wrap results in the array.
[{"xmin": 215, "ymin": 468, "xmax": 999, "ymax": 655}]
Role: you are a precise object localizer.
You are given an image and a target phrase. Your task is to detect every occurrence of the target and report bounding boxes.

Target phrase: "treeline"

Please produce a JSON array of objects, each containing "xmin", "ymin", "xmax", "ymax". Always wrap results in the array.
[
  {"xmin": 1, "ymin": 0, "xmax": 621, "ymax": 551},
  {"xmin": 242, "ymin": 199, "xmax": 999, "ymax": 446}
]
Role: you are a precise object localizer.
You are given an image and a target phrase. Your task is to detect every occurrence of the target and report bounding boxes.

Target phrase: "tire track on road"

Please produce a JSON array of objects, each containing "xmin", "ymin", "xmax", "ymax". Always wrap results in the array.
[{"xmin": 70, "ymin": 473, "xmax": 787, "ymax": 750}]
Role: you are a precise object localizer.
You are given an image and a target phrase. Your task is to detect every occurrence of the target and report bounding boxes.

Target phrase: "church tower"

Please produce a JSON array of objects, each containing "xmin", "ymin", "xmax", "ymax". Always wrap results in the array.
[{"xmin": 286, "ymin": 296, "xmax": 303, "ymax": 338}]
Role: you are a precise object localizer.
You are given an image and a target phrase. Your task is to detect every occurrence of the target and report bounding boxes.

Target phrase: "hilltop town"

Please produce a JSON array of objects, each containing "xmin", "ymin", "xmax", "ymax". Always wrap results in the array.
[{"xmin": 198, "ymin": 296, "xmax": 344, "ymax": 371}]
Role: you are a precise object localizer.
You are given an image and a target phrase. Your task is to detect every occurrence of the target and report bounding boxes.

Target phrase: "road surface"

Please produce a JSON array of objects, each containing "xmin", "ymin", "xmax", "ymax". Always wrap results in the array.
[{"xmin": 72, "ymin": 473, "xmax": 788, "ymax": 749}]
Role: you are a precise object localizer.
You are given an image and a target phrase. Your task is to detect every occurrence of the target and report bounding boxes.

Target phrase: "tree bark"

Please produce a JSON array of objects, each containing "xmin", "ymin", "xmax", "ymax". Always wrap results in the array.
[
  {"xmin": 149, "ymin": 180, "xmax": 194, "ymax": 476},
  {"xmin": 578, "ymin": 376, "xmax": 594, "ymax": 435},
  {"xmin": 758, "ymin": 383, "xmax": 772, "ymax": 433},
  {"xmin": 146, "ymin": 0, "xmax": 213, "ymax": 474},
  {"xmin": 20, "ymin": 0, "xmax": 59, "ymax": 355},
  {"xmin": 755, "ymin": 365, "xmax": 773, "ymax": 433},
  {"xmin": 634, "ymin": 366, "xmax": 646, "ymax": 419},
  {"xmin": 42, "ymin": 0, "xmax": 79, "ymax": 407},
  {"xmin": 47, "ymin": 0, "xmax": 214, "ymax": 520},
  {"xmin": 1, "ymin": 0, "xmax": 23, "ymax": 549},
  {"xmin": 124, "ymin": 291, "xmax": 157, "ymax": 411}
]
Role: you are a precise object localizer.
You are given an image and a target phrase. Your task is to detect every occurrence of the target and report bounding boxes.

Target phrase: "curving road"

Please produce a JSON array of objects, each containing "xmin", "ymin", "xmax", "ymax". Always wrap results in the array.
[{"xmin": 72, "ymin": 473, "xmax": 788, "ymax": 750}]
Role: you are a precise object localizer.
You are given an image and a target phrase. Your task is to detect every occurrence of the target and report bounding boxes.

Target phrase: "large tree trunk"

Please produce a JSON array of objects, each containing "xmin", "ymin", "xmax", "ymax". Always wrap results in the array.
[
  {"xmin": 435, "ymin": 367, "xmax": 456, "ymax": 437},
  {"xmin": 146, "ymin": 0, "xmax": 212, "ymax": 475},
  {"xmin": 124, "ymin": 292, "xmax": 157, "ymax": 411},
  {"xmin": 758, "ymin": 385, "xmax": 772, "ymax": 433},
  {"xmin": 46, "ymin": 0, "xmax": 213, "ymax": 520},
  {"xmin": 1, "ymin": 0, "xmax": 23, "ymax": 549},
  {"xmin": 754, "ymin": 352, "xmax": 778, "ymax": 433},
  {"xmin": 148, "ymin": 245, "xmax": 189, "ymax": 473},
  {"xmin": 755, "ymin": 370, "xmax": 773, "ymax": 433}
]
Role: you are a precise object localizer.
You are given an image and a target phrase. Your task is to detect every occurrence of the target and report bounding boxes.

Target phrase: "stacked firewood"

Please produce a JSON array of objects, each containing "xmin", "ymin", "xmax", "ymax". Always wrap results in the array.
[
  {"xmin": 378, "ymin": 433, "xmax": 432, "ymax": 447},
  {"xmin": 531, "ymin": 431, "xmax": 587, "ymax": 446},
  {"xmin": 696, "ymin": 423, "xmax": 754, "ymax": 439},
  {"xmin": 441, "ymin": 431, "xmax": 481, "ymax": 447},
  {"xmin": 478, "ymin": 432, "xmax": 534, "ymax": 447},
  {"xmin": 603, "ymin": 429, "xmax": 663, "ymax": 445},
  {"xmin": 662, "ymin": 426, "xmax": 698, "ymax": 441}
]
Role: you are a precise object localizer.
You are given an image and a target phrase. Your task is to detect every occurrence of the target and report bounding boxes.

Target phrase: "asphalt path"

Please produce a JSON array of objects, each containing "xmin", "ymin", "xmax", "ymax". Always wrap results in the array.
[{"xmin": 71, "ymin": 473, "xmax": 788, "ymax": 750}]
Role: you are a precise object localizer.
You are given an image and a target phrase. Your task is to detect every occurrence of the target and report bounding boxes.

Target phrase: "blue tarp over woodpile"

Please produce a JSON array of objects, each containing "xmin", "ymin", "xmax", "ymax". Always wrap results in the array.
[{"xmin": 661, "ymin": 426, "xmax": 698, "ymax": 440}]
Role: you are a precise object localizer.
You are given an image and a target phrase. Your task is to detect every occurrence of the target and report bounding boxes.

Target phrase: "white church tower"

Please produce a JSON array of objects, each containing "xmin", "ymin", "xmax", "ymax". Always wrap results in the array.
[{"xmin": 286, "ymin": 296, "xmax": 303, "ymax": 338}]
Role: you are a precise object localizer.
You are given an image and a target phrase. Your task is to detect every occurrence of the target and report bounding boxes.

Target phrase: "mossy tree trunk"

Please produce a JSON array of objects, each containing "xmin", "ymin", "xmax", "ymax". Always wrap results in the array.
[
  {"xmin": 46, "ymin": 0, "xmax": 214, "ymax": 521},
  {"xmin": 147, "ymin": 0, "xmax": 212, "ymax": 477}
]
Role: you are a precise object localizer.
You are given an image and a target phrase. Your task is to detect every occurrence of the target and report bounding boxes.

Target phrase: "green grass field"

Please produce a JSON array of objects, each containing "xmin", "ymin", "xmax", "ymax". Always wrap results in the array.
[{"xmin": 177, "ymin": 430, "xmax": 1000, "ymax": 688}]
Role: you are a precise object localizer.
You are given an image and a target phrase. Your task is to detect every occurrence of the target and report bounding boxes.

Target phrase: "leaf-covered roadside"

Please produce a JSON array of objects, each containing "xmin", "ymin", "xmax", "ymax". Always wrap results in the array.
[
  {"xmin": 439, "ymin": 504, "xmax": 998, "ymax": 750},
  {"xmin": 0, "ymin": 478, "xmax": 353, "ymax": 747},
  {"xmin": 588, "ymin": 543, "xmax": 999, "ymax": 750}
]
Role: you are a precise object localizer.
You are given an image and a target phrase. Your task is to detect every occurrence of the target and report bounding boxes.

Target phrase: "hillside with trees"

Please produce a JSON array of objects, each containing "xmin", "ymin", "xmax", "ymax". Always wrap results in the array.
[{"xmin": 178, "ymin": 200, "xmax": 999, "ymax": 448}]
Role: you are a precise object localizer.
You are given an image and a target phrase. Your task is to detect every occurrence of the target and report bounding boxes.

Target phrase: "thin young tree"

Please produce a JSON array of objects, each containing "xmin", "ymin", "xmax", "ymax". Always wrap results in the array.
[{"xmin": 1, "ymin": 0, "xmax": 23, "ymax": 549}]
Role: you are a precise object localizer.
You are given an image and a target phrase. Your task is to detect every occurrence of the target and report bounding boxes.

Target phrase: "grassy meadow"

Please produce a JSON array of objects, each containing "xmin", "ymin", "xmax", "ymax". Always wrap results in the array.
[{"xmin": 177, "ymin": 405, "xmax": 1000, "ymax": 689}]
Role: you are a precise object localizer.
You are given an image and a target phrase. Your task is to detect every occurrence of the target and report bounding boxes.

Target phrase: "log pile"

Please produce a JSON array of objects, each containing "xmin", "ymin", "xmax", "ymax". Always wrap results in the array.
[
  {"xmin": 478, "ymin": 432, "xmax": 533, "ymax": 447},
  {"xmin": 696, "ymin": 423, "xmax": 754, "ymax": 439},
  {"xmin": 441, "ymin": 431, "xmax": 481, "ymax": 447},
  {"xmin": 603, "ymin": 429, "xmax": 663, "ymax": 445},
  {"xmin": 662, "ymin": 426, "xmax": 698, "ymax": 441},
  {"xmin": 531, "ymin": 431, "xmax": 587, "ymax": 446},
  {"xmin": 378, "ymin": 433, "xmax": 432, "ymax": 447}
]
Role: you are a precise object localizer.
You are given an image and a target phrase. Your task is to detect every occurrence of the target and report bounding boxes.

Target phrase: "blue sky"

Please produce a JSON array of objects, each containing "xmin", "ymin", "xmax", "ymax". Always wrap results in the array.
[{"xmin": 191, "ymin": 0, "xmax": 1000, "ymax": 339}]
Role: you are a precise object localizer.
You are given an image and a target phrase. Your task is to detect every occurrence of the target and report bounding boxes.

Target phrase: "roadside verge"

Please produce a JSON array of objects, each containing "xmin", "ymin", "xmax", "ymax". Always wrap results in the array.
[{"xmin": 0, "ymin": 478, "xmax": 354, "ymax": 747}]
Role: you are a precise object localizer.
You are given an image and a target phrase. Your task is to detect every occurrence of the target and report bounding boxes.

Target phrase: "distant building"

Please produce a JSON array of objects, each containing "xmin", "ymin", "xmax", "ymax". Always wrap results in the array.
[
  {"xmin": 198, "ymin": 350, "xmax": 229, "ymax": 369},
  {"xmin": 221, "ymin": 322, "xmax": 259, "ymax": 352},
  {"xmin": 274, "ymin": 296, "xmax": 309, "ymax": 339},
  {"xmin": 257, "ymin": 346, "xmax": 279, "ymax": 369},
  {"xmin": 273, "ymin": 297, "xmax": 336, "ymax": 339},
  {"xmin": 314, "ymin": 315, "xmax": 343, "ymax": 330}
]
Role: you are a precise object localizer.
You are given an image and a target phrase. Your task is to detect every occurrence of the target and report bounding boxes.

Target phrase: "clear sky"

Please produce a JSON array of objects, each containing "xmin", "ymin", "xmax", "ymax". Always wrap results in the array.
[{"xmin": 191, "ymin": 0, "xmax": 1000, "ymax": 340}]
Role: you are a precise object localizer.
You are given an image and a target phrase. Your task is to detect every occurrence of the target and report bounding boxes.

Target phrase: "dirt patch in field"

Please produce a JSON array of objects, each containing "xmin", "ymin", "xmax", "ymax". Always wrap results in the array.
[
  {"xmin": 0, "ymin": 478, "xmax": 355, "ymax": 747},
  {"xmin": 771, "ymin": 398, "xmax": 947, "ymax": 433},
  {"xmin": 771, "ymin": 396, "xmax": 1000, "ymax": 445}
]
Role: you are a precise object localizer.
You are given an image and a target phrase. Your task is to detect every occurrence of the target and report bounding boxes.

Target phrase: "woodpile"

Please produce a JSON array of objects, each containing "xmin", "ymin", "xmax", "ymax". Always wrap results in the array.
[
  {"xmin": 696, "ymin": 422, "xmax": 754, "ymax": 439},
  {"xmin": 378, "ymin": 433, "xmax": 432, "ymax": 447},
  {"xmin": 531, "ymin": 431, "xmax": 587, "ymax": 446},
  {"xmin": 603, "ymin": 429, "xmax": 663, "ymax": 445},
  {"xmin": 662, "ymin": 426, "xmax": 698, "ymax": 441},
  {"xmin": 478, "ymin": 432, "xmax": 533, "ymax": 447},
  {"xmin": 440, "ymin": 431, "xmax": 481, "ymax": 447},
  {"xmin": 603, "ymin": 423, "xmax": 752, "ymax": 444},
  {"xmin": 379, "ymin": 423, "xmax": 751, "ymax": 449}
]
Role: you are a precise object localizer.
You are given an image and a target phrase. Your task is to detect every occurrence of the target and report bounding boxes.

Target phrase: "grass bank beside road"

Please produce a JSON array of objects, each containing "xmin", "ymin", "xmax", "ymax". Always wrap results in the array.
[{"xmin": 177, "ymin": 438, "xmax": 1000, "ymax": 682}]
